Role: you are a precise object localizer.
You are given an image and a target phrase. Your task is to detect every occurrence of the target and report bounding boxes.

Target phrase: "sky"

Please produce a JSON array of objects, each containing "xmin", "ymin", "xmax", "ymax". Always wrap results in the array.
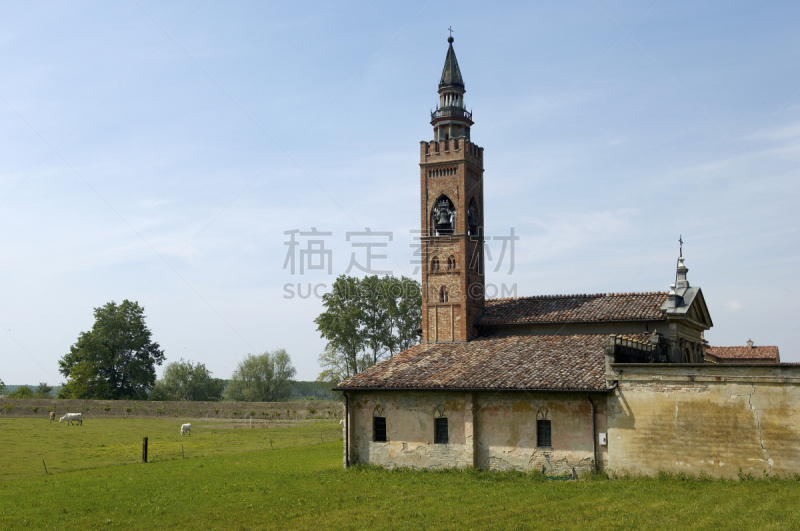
[{"xmin": 1, "ymin": 1, "xmax": 798, "ymax": 385}]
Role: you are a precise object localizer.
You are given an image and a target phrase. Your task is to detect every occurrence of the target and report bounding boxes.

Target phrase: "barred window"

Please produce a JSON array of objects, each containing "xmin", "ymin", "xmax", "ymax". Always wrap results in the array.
[
  {"xmin": 373, "ymin": 417, "xmax": 386, "ymax": 442},
  {"xmin": 434, "ymin": 417, "xmax": 448, "ymax": 444},
  {"xmin": 537, "ymin": 419, "xmax": 551, "ymax": 447}
]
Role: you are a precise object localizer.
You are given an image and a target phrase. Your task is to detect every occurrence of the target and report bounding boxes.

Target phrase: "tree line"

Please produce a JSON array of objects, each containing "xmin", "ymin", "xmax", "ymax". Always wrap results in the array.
[{"xmin": 6, "ymin": 275, "xmax": 421, "ymax": 402}]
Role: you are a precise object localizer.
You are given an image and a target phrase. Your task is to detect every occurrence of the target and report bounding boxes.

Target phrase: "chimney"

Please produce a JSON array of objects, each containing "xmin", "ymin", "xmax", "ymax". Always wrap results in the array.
[{"xmin": 747, "ymin": 339, "xmax": 754, "ymax": 349}]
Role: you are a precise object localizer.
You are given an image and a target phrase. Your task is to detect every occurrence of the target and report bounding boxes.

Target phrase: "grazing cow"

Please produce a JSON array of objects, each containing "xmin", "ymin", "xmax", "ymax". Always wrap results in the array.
[
  {"xmin": 59, "ymin": 413, "xmax": 82, "ymax": 426},
  {"xmin": 49, "ymin": 411, "xmax": 55, "ymax": 421},
  {"xmin": 180, "ymin": 423, "xmax": 191, "ymax": 436}
]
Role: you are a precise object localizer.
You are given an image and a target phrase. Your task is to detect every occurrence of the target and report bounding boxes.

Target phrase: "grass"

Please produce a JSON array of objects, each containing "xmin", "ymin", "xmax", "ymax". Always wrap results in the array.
[
  {"xmin": 3, "ymin": 419, "xmax": 800, "ymax": 529},
  {"xmin": 0, "ymin": 417, "xmax": 341, "ymax": 481}
]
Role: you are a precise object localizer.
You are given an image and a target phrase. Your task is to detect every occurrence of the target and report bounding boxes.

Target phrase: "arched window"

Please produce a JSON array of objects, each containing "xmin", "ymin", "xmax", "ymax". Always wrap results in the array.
[
  {"xmin": 447, "ymin": 256, "xmax": 456, "ymax": 270},
  {"xmin": 439, "ymin": 286, "xmax": 449, "ymax": 303},
  {"xmin": 468, "ymin": 199, "xmax": 479, "ymax": 236},
  {"xmin": 431, "ymin": 195, "xmax": 455, "ymax": 236},
  {"xmin": 431, "ymin": 257, "xmax": 440, "ymax": 272}
]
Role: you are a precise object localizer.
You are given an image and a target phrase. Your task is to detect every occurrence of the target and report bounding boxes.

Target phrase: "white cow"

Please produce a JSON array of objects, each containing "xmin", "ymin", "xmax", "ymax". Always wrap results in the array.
[
  {"xmin": 180, "ymin": 423, "xmax": 191, "ymax": 436},
  {"xmin": 59, "ymin": 413, "xmax": 82, "ymax": 426}
]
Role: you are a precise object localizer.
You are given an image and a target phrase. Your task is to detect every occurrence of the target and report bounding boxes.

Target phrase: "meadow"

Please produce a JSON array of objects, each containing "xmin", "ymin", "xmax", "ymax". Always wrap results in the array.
[{"xmin": 3, "ymin": 418, "xmax": 800, "ymax": 530}]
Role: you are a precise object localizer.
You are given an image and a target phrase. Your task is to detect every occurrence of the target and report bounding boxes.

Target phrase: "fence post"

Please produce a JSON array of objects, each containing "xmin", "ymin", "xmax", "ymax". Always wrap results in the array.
[
  {"xmin": 182, "ymin": 444, "xmax": 184, "ymax": 459},
  {"xmin": 42, "ymin": 459, "xmax": 48, "ymax": 475},
  {"xmin": 142, "ymin": 437, "xmax": 148, "ymax": 463}
]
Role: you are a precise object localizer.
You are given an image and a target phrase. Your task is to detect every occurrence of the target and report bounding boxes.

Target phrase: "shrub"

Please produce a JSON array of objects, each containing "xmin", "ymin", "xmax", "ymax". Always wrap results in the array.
[
  {"xmin": 32, "ymin": 406, "xmax": 39, "ymax": 413},
  {"xmin": 3, "ymin": 402, "xmax": 13, "ymax": 414},
  {"xmin": 155, "ymin": 407, "xmax": 167, "ymax": 415},
  {"xmin": 125, "ymin": 407, "xmax": 133, "ymax": 413},
  {"xmin": 308, "ymin": 407, "xmax": 317, "ymax": 415},
  {"xmin": 214, "ymin": 408, "xmax": 219, "ymax": 415},
  {"xmin": 275, "ymin": 412, "xmax": 281, "ymax": 418},
  {"xmin": 249, "ymin": 410, "xmax": 256, "ymax": 417},
  {"xmin": 104, "ymin": 404, "xmax": 111, "ymax": 413},
  {"xmin": 262, "ymin": 411, "xmax": 268, "ymax": 416},
  {"xmin": 233, "ymin": 410, "xmax": 241, "ymax": 416}
]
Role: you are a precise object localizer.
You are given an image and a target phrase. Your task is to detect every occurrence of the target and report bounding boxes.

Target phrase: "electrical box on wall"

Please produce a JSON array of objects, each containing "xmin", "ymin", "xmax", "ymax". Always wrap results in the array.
[{"xmin": 599, "ymin": 433, "xmax": 607, "ymax": 446}]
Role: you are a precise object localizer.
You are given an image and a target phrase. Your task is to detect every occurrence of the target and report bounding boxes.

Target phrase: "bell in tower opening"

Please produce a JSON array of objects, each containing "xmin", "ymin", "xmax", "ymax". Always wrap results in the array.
[{"xmin": 432, "ymin": 196, "xmax": 455, "ymax": 236}]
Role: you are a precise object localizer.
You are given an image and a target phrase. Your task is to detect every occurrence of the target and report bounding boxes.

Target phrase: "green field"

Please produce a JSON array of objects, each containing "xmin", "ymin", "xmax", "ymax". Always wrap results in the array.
[{"xmin": 3, "ymin": 418, "xmax": 800, "ymax": 530}]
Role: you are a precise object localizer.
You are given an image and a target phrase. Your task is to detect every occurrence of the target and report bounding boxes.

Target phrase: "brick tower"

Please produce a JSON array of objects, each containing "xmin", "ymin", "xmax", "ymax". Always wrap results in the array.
[{"xmin": 420, "ymin": 36, "xmax": 485, "ymax": 343}]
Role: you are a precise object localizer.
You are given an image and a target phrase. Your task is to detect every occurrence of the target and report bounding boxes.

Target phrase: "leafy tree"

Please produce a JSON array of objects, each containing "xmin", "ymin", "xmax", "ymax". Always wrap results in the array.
[
  {"xmin": 58, "ymin": 300, "xmax": 165, "ymax": 400},
  {"xmin": 35, "ymin": 382, "xmax": 53, "ymax": 398},
  {"xmin": 315, "ymin": 276, "xmax": 365, "ymax": 380},
  {"xmin": 8, "ymin": 385, "xmax": 34, "ymax": 398},
  {"xmin": 316, "ymin": 275, "xmax": 421, "ymax": 385},
  {"xmin": 386, "ymin": 276, "xmax": 422, "ymax": 354},
  {"xmin": 360, "ymin": 275, "xmax": 394, "ymax": 366},
  {"xmin": 150, "ymin": 359, "xmax": 225, "ymax": 401},
  {"xmin": 226, "ymin": 349, "xmax": 296, "ymax": 402},
  {"xmin": 0, "ymin": 379, "xmax": 6, "ymax": 396}
]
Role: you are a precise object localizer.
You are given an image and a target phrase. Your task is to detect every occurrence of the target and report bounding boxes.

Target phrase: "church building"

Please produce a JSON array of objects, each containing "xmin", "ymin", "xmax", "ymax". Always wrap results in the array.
[{"xmin": 334, "ymin": 37, "xmax": 795, "ymax": 478}]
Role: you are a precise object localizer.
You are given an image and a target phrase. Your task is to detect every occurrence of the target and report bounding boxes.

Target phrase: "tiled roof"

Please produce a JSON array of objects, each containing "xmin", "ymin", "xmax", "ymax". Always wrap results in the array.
[
  {"xmin": 477, "ymin": 292, "xmax": 669, "ymax": 326},
  {"xmin": 334, "ymin": 334, "xmax": 613, "ymax": 392},
  {"xmin": 706, "ymin": 345, "xmax": 779, "ymax": 360}
]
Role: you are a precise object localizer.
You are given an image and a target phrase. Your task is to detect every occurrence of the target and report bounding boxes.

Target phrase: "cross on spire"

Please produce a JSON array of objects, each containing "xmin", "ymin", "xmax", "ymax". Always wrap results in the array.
[
  {"xmin": 448, "ymin": 26, "xmax": 454, "ymax": 38},
  {"xmin": 679, "ymin": 235, "xmax": 683, "ymax": 258}
]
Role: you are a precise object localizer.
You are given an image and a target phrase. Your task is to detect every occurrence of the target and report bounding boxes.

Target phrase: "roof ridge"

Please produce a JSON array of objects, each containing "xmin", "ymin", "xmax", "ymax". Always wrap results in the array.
[{"xmin": 486, "ymin": 291, "xmax": 669, "ymax": 303}]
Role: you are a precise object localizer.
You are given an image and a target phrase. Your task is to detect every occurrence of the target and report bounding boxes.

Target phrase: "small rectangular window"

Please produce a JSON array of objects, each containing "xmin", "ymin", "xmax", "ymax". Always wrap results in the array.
[
  {"xmin": 434, "ymin": 417, "xmax": 448, "ymax": 444},
  {"xmin": 537, "ymin": 419, "xmax": 551, "ymax": 447},
  {"xmin": 373, "ymin": 417, "xmax": 386, "ymax": 442}
]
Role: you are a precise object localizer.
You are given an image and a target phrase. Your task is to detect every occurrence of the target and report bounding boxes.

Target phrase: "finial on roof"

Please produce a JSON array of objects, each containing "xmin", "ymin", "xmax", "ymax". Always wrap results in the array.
[{"xmin": 673, "ymin": 236, "xmax": 689, "ymax": 289}]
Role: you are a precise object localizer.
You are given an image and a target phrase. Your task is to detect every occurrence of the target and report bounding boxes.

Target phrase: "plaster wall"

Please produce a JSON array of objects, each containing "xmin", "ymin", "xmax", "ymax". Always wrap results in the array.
[
  {"xmin": 606, "ymin": 364, "xmax": 800, "ymax": 478},
  {"xmin": 346, "ymin": 391, "xmax": 602, "ymax": 475},
  {"xmin": 474, "ymin": 392, "xmax": 601, "ymax": 476},
  {"xmin": 348, "ymin": 391, "xmax": 475, "ymax": 469}
]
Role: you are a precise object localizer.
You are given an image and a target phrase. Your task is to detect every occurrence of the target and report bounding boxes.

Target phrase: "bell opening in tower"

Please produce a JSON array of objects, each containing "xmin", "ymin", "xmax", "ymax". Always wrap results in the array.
[{"xmin": 431, "ymin": 196, "xmax": 455, "ymax": 236}]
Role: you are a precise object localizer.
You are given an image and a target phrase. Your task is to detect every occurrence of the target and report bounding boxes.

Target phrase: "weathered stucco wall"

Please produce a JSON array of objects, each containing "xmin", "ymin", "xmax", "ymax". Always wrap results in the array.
[
  {"xmin": 346, "ymin": 391, "xmax": 602, "ymax": 474},
  {"xmin": 607, "ymin": 364, "xmax": 800, "ymax": 478},
  {"xmin": 475, "ymin": 392, "xmax": 600, "ymax": 475},
  {"xmin": 348, "ymin": 391, "xmax": 475, "ymax": 469}
]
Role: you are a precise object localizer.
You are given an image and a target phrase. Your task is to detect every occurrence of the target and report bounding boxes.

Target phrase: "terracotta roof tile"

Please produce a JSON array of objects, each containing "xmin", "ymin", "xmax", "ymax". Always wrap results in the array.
[
  {"xmin": 477, "ymin": 292, "xmax": 669, "ymax": 326},
  {"xmin": 335, "ymin": 334, "xmax": 613, "ymax": 391},
  {"xmin": 706, "ymin": 345, "xmax": 779, "ymax": 360}
]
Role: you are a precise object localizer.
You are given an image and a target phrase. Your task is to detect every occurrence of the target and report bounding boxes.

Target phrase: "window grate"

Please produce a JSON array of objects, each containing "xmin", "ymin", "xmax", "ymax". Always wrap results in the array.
[
  {"xmin": 434, "ymin": 417, "xmax": 448, "ymax": 444},
  {"xmin": 537, "ymin": 419, "xmax": 551, "ymax": 447},
  {"xmin": 373, "ymin": 417, "xmax": 386, "ymax": 442}
]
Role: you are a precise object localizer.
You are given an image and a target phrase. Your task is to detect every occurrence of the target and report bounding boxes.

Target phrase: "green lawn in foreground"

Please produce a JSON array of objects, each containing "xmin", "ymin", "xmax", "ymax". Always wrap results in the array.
[
  {"xmin": 0, "ymin": 417, "xmax": 341, "ymax": 480},
  {"xmin": 3, "ymin": 419, "xmax": 800, "ymax": 530}
]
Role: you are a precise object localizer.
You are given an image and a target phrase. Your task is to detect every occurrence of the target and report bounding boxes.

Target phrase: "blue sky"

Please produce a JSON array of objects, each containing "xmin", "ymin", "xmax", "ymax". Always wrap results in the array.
[{"xmin": 1, "ymin": 1, "xmax": 798, "ymax": 384}]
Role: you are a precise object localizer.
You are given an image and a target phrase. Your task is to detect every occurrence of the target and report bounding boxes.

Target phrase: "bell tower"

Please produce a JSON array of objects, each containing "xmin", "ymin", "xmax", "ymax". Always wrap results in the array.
[{"xmin": 420, "ymin": 36, "xmax": 485, "ymax": 343}]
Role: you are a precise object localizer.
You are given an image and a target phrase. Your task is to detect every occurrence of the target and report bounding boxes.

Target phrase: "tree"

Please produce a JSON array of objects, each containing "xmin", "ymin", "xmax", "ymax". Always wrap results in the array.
[
  {"xmin": 315, "ymin": 276, "xmax": 365, "ymax": 380},
  {"xmin": 316, "ymin": 275, "xmax": 421, "ymax": 385},
  {"xmin": 360, "ymin": 275, "xmax": 395, "ymax": 366},
  {"xmin": 58, "ymin": 300, "xmax": 165, "ymax": 400},
  {"xmin": 8, "ymin": 385, "xmax": 34, "ymax": 398},
  {"xmin": 386, "ymin": 276, "xmax": 422, "ymax": 354},
  {"xmin": 0, "ymin": 379, "xmax": 6, "ymax": 396},
  {"xmin": 225, "ymin": 349, "xmax": 296, "ymax": 402},
  {"xmin": 150, "ymin": 359, "xmax": 224, "ymax": 401},
  {"xmin": 35, "ymin": 382, "xmax": 53, "ymax": 398}
]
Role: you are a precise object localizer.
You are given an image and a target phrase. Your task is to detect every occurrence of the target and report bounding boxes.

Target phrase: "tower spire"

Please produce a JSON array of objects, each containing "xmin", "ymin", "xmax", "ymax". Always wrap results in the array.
[
  {"xmin": 439, "ymin": 35, "xmax": 464, "ymax": 89},
  {"xmin": 431, "ymin": 35, "xmax": 472, "ymax": 142}
]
